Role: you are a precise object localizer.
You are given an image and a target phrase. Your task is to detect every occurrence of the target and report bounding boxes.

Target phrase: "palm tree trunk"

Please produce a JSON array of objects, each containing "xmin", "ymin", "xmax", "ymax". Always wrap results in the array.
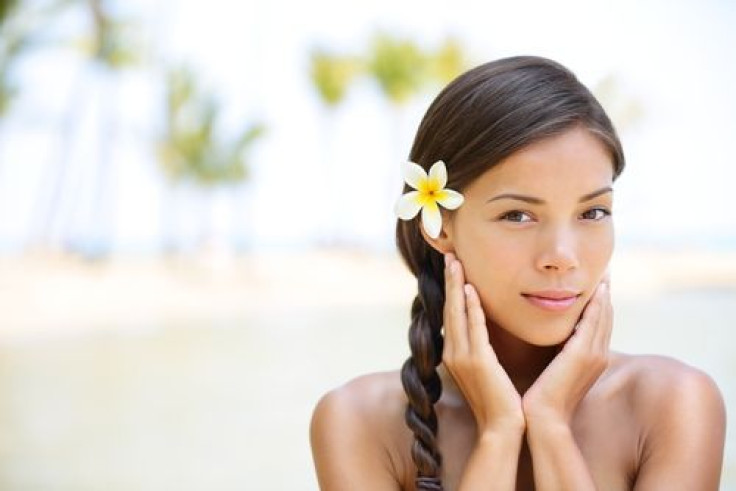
[
  {"xmin": 200, "ymin": 185, "xmax": 235, "ymax": 272},
  {"xmin": 28, "ymin": 67, "xmax": 88, "ymax": 252},
  {"xmin": 160, "ymin": 178, "xmax": 179, "ymax": 255},
  {"xmin": 382, "ymin": 104, "xmax": 409, "ymax": 249},
  {"xmin": 85, "ymin": 69, "xmax": 117, "ymax": 259},
  {"xmin": 318, "ymin": 106, "xmax": 338, "ymax": 246}
]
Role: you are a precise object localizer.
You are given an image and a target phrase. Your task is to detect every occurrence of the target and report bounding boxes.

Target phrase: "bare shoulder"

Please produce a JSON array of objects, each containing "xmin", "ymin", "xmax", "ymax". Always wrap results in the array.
[
  {"xmin": 609, "ymin": 352, "xmax": 725, "ymax": 411},
  {"xmin": 607, "ymin": 353, "xmax": 726, "ymax": 488},
  {"xmin": 310, "ymin": 371, "xmax": 408, "ymax": 490},
  {"xmin": 311, "ymin": 370, "xmax": 407, "ymax": 433}
]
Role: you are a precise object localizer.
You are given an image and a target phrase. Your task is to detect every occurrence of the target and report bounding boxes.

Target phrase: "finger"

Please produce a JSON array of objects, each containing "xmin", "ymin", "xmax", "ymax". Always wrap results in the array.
[
  {"xmin": 463, "ymin": 283, "xmax": 494, "ymax": 357},
  {"xmin": 574, "ymin": 283, "xmax": 605, "ymax": 348},
  {"xmin": 601, "ymin": 270, "xmax": 611, "ymax": 286},
  {"xmin": 590, "ymin": 282, "xmax": 612, "ymax": 348},
  {"xmin": 587, "ymin": 284, "xmax": 614, "ymax": 358},
  {"xmin": 600, "ymin": 283, "xmax": 614, "ymax": 349},
  {"xmin": 443, "ymin": 254, "xmax": 469, "ymax": 353},
  {"xmin": 448, "ymin": 252, "xmax": 466, "ymax": 284}
]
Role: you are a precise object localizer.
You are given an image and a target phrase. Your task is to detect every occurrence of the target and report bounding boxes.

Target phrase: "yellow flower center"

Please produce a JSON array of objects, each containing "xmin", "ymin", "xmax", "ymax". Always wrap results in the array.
[{"xmin": 416, "ymin": 178, "xmax": 447, "ymax": 207}]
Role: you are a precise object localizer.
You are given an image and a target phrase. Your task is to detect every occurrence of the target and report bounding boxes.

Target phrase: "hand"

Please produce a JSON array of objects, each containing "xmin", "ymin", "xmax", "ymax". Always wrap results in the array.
[
  {"xmin": 522, "ymin": 279, "xmax": 613, "ymax": 426},
  {"xmin": 442, "ymin": 253, "xmax": 525, "ymax": 436}
]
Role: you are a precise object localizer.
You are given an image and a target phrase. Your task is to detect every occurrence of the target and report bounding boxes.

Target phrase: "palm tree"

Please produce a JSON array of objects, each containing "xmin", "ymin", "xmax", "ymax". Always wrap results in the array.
[
  {"xmin": 365, "ymin": 33, "xmax": 467, "ymax": 247},
  {"xmin": 308, "ymin": 48, "xmax": 361, "ymax": 245},
  {"xmin": 0, "ymin": 0, "xmax": 24, "ymax": 118},
  {"xmin": 29, "ymin": 0, "xmax": 140, "ymax": 258},
  {"xmin": 364, "ymin": 33, "xmax": 427, "ymax": 246},
  {"xmin": 0, "ymin": 1, "xmax": 65, "ymax": 145},
  {"xmin": 2, "ymin": 0, "xmax": 76, "ymax": 254},
  {"xmin": 158, "ymin": 65, "xmax": 265, "ymax": 257},
  {"xmin": 77, "ymin": 0, "xmax": 141, "ymax": 258},
  {"xmin": 427, "ymin": 36, "xmax": 467, "ymax": 85},
  {"xmin": 366, "ymin": 33, "xmax": 428, "ymax": 106},
  {"xmin": 309, "ymin": 49, "xmax": 361, "ymax": 108},
  {"xmin": 365, "ymin": 33, "xmax": 468, "ymax": 146}
]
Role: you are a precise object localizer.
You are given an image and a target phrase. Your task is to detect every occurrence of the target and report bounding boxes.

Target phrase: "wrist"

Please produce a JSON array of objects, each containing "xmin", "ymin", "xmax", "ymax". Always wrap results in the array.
[
  {"xmin": 476, "ymin": 426, "xmax": 525, "ymax": 456},
  {"xmin": 522, "ymin": 397, "xmax": 572, "ymax": 429},
  {"xmin": 525, "ymin": 415, "xmax": 572, "ymax": 444},
  {"xmin": 478, "ymin": 419, "xmax": 526, "ymax": 443}
]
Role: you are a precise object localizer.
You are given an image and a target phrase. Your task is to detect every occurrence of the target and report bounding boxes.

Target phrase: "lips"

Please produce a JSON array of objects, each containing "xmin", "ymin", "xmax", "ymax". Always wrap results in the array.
[{"xmin": 522, "ymin": 290, "xmax": 581, "ymax": 312}]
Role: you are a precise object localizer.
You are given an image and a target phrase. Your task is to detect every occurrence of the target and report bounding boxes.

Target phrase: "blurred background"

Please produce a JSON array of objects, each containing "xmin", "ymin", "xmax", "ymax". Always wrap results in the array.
[{"xmin": 0, "ymin": 0, "xmax": 735, "ymax": 489}]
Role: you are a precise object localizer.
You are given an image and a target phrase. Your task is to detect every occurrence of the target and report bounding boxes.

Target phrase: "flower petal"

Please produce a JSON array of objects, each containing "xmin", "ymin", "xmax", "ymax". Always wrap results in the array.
[
  {"xmin": 403, "ymin": 161, "xmax": 428, "ymax": 190},
  {"xmin": 395, "ymin": 191, "xmax": 423, "ymax": 219},
  {"xmin": 428, "ymin": 160, "xmax": 447, "ymax": 189},
  {"xmin": 437, "ymin": 189, "xmax": 464, "ymax": 210},
  {"xmin": 421, "ymin": 201, "xmax": 442, "ymax": 239}
]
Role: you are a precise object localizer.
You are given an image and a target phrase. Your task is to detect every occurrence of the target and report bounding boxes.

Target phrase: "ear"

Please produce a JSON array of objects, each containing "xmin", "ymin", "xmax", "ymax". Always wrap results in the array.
[{"xmin": 419, "ymin": 218, "xmax": 455, "ymax": 255}]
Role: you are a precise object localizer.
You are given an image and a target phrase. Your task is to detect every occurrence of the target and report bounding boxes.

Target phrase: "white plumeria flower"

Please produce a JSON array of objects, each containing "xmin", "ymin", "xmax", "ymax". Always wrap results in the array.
[{"xmin": 394, "ymin": 160, "xmax": 464, "ymax": 239}]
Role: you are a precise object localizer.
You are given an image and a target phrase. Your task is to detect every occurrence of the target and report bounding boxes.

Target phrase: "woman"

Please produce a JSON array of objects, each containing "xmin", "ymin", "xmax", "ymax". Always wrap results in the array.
[{"xmin": 310, "ymin": 56, "xmax": 726, "ymax": 490}]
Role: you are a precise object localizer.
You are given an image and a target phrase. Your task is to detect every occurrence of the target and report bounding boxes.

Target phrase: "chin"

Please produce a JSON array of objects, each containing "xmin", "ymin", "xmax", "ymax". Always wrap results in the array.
[
  {"xmin": 523, "ymin": 327, "xmax": 575, "ymax": 347},
  {"xmin": 497, "ymin": 314, "xmax": 579, "ymax": 347}
]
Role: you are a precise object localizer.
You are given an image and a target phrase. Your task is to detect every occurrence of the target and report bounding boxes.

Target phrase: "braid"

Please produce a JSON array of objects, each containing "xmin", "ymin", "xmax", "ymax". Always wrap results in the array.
[{"xmin": 400, "ymin": 250, "xmax": 446, "ymax": 490}]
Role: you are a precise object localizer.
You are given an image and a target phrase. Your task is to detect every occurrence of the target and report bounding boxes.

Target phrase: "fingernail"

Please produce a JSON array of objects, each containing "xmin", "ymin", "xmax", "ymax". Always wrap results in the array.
[
  {"xmin": 444, "ymin": 254, "xmax": 449, "ymax": 267},
  {"xmin": 463, "ymin": 284, "xmax": 472, "ymax": 296}
]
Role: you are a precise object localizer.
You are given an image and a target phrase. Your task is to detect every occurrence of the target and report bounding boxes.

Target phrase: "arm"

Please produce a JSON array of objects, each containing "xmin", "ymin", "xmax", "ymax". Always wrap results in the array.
[
  {"xmin": 457, "ymin": 428, "xmax": 525, "ymax": 490},
  {"xmin": 633, "ymin": 366, "xmax": 726, "ymax": 490},
  {"xmin": 310, "ymin": 387, "xmax": 401, "ymax": 491},
  {"xmin": 524, "ymin": 419, "xmax": 596, "ymax": 490}
]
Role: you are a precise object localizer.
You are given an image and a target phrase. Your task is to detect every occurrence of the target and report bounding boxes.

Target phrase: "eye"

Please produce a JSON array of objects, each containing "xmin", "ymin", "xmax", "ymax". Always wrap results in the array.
[
  {"xmin": 581, "ymin": 207, "xmax": 611, "ymax": 221},
  {"xmin": 499, "ymin": 210, "xmax": 534, "ymax": 223}
]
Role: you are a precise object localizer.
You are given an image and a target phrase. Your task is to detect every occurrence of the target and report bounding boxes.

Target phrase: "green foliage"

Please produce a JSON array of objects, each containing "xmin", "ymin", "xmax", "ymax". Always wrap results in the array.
[
  {"xmin": 366, "ymin": 33, "xmax": 427, "ymax": 105},
  {"xmin": 85, "ymin": 0, "xmax": 141, "ymax": 68},
  {"xmin": 0, "ymin": 33, "xmax": 20, "ymax": 115},
  {"xmin": 427, "ymin": 37, "xmax": 467, "ymax": 85},
  {"xmin": 158, "ymin": 66, "xmax": 265, "ymax": 187},
  {"xmin": 0, "ymin": 0, "xmax": 19, "ymax": 24},
  {"xmin": 0, "ymin": 0, "xmax": 40, "ymax": 117},
  {"xmin": 0, "ymin": 0, "xmax": 24, "ymax": 117},
  {"xmin": 0, "ymin": 78, "xmax": 16, "ymax": 115},
  {"xmin": 308, "ymin": 32, "xmax": 469, "ymax": 109},
  {"xmin": 309, "ymin": 49, "xmax": 361, "ymax": 107},
  {"xmin": 0, "ymin": 0, "xmax": 140, "ymax": 118}
]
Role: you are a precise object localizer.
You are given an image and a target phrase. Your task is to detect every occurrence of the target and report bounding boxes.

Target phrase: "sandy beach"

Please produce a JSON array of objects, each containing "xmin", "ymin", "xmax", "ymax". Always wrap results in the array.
[
  {"xmin": 0, "ymin": 248, "xmax": 734, "ymax": 490},
  {"xmin": 2, "ymin": 247, "xmax": 735, "ymax": 336}
]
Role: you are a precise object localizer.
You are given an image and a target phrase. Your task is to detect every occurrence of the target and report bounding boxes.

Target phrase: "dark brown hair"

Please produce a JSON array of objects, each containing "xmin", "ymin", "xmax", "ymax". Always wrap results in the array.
[{"xmin": 397, "ymin": 55, "xmax": 625, "ymax": 490}]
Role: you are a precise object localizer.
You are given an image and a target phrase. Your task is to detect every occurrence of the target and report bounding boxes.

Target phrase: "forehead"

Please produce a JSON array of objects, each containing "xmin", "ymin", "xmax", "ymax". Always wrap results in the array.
[{"xmin": 467, "ymin": 127, "xmax": 614, "ymax": 197}]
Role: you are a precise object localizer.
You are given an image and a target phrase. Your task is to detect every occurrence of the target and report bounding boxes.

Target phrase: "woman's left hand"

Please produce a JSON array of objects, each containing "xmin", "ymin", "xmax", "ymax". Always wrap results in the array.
[{"xmin": 522, "ymin": 279, "xmax": 612, "ymax": 426}]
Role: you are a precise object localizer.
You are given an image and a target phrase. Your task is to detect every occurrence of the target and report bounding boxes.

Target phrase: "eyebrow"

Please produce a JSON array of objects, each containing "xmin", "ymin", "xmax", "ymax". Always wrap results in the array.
[{"xmin": 486, "ymin": 186, "xmax": 613, "ymax": 205}]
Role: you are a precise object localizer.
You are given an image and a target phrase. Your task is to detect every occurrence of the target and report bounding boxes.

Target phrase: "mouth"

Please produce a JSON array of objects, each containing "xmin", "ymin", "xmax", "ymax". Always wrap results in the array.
[{"xmin": 521, "ymin": 291, "xmax": 581, "ymax": 312}]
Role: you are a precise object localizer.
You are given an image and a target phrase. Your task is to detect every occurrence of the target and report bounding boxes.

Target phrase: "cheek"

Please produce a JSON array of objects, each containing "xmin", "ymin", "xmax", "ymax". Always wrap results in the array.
[
  {"xmin": 454, "ymin": 236, "xmax": 525, "ymax": 300},
  {"xmin": 582, "ymin": 228, "xmax": 614, "ymax": 275}
]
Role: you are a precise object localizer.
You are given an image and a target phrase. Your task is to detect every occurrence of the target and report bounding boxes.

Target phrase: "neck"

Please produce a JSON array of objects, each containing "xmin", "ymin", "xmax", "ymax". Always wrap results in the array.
[
  {"xmin": 487, "ymin": 323, "xmax": 560, "ymax": 395},
  {"xmin": 438, "ymin": 324, "xmax": 560, "ymax": 404}
]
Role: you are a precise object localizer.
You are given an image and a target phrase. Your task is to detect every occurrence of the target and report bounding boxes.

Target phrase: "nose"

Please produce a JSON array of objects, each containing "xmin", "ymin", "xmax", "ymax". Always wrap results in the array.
[{"xmin": 535, "ymin": 225, "xmax": 579, "ymax": 272}]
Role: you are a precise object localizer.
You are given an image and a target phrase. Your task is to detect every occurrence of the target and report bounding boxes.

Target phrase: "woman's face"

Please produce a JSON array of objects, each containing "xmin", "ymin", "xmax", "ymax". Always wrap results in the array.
[{"xmin": 445, "ymin": 126, "xmax": 615, "ymax": 346}]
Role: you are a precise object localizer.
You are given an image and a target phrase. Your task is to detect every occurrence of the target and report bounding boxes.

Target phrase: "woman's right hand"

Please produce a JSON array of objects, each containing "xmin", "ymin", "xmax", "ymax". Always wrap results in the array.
[{"xmin": 442, "ymin": 253, "xmax": 525, "ymax": 437}]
